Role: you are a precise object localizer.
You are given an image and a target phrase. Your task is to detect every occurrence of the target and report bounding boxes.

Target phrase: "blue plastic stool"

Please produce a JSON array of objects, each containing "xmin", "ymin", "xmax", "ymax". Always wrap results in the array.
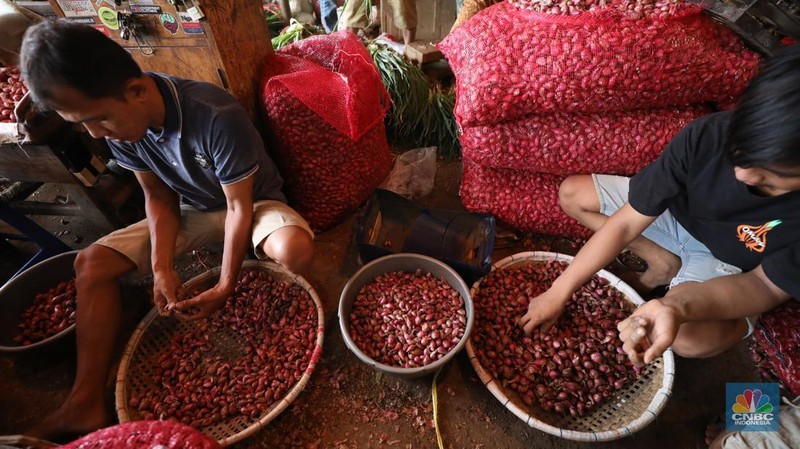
[{"xmin": 0, "ymin": 201, "xmax": 71, "ymax": 283}]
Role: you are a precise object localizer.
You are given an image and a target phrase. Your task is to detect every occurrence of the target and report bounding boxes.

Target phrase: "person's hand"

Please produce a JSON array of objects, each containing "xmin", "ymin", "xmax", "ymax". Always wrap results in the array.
[
  {"xmin": 617, "ymin": 298, "xmax": 681, "ymax": 366},
  {"xmin": 173, "ymin": 284, "xmax": 232, "ymax": 321},
  {"xmin": 153, "ymin": 269, "xmax": 182, "ymax": 317},
  {"xmin": 517, "ymin": 289, "xmax": 569, "ymax": 335}
]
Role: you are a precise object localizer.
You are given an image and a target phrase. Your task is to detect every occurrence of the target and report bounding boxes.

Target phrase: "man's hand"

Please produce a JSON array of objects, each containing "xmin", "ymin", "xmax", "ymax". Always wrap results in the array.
[
  {"xmin": 173, "ymin": 284, "xmax": 232, "ymax": 321},
  {"xmin": 153, "ymin": 269, "xmax": 182, "ymax": 317},
  {"xmin": 617, "ymin": 299, "xmax": 681, "ymax": 366},
  {"xmin": 517, "ymin": 289, "xmax": 569, "ymax": 335}
]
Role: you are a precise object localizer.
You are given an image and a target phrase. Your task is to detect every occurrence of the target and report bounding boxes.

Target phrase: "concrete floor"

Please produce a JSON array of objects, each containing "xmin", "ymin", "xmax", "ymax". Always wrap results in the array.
[{"xmin": 0, "ymin": 160, "xmax": 760, "ymax": 448}]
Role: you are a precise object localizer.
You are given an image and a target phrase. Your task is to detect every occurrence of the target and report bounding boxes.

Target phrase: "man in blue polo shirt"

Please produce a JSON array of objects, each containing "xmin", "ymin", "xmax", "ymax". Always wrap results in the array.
[{"xmin": 19, "ymin": 20, "xmax": 314, "ymax": 439}]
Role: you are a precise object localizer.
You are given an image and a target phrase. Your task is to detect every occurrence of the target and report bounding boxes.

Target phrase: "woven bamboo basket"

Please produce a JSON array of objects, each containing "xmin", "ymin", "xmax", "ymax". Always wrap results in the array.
[
  {"xmin": 115, "ymin": 261, "xmax": 325, "ymax": 446},
  {"xmin": 466, "ymin": 251, "xmax": 675, "ymax": 442}
]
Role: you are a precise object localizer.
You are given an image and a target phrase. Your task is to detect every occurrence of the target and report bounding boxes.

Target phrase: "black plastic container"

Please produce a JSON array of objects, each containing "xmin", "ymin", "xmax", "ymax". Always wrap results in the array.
[{"xmin": 354, "ymin": 189, "xmax": 496, "ymax": 284}]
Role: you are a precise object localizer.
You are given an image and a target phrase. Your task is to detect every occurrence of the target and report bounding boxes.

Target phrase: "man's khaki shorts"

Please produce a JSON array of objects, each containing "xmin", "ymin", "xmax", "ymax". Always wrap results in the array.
[{"xmin": 95, "ymin": 200, "xmax": 313, "ymax": 274}]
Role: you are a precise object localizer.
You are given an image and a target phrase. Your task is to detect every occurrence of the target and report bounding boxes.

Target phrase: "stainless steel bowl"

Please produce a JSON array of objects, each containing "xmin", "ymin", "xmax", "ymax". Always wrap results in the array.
[
  {"xmin": 0, "ymin": 250, "xmax": 79, "ymax": 352},
  {"xmin": 338, "ymin": 253, "xmax": 474, "ymax": 378}
]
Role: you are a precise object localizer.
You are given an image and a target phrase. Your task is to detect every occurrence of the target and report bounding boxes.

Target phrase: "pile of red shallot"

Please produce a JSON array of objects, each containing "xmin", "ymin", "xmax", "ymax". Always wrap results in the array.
[
  {"xmin": 1, "ymin": 66, "xmax": 26, "ymax": 123},
  {"xmin": 349, "ymin": 270, "xmax": 467, "ymax": 368},
  {"xmin": 129, "ymin": 268, "xmax": 320, "ymax": 428},
  {"xmin": 15, "ymin": 279, "xmax": 77, "ymax": 345},
  {"xmin": 472, "ymin": 260, "xmax": 639, "ymax": 418}
]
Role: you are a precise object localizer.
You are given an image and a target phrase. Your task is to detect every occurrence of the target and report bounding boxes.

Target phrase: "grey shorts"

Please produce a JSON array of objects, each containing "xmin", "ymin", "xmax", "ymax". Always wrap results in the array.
[
  {"xmin": 593, "ymin": 174, "xmax": 743, "ymax": 286},
  {"xmin": 593, "ymin": 174, "xmax": 757, "ymax": 337}
]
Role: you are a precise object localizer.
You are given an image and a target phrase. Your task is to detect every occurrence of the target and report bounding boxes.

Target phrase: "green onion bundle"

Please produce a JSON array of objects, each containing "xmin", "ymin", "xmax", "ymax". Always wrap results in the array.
[
  {"xmin": 423, "ymin": 85, "xmax": 460, "ymax": 158},
  {"xmin": 271, "ymin": 19, "xmax": 326, "ymax": 50},
  {"xmin": 368, "ymin": 42, "xmax": 460, "ymax": 158}
]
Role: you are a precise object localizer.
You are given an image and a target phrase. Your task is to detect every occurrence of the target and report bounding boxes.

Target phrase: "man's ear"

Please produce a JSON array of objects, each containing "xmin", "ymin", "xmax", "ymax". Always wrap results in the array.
[{"xmin": 123, "ymin": 76, "xmax": 148, "ymax": 103}]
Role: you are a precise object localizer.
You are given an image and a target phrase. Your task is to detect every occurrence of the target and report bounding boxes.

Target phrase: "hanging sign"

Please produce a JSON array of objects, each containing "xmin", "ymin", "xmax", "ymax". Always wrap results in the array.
[
  {"xmin": 181, "ymin": 21, "xmax": 203, "ymax": 34},
  {"xmin": 130, "ymin": 5, "xmax": 162, "ymax": 14},
  {"xmin": 66, "ymin": 16, "xmax": 96, "ymax": 24},
  {"xmin": 56, "ymin": 0, "xmax": 98, "ymax": 17}
]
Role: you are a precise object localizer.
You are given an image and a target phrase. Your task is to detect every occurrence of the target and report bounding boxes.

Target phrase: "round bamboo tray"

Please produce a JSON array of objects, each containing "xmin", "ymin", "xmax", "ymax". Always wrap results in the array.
[
  {"xmin": 466, "ymin": 251, "xmax": 675, "ymax": 442},
  {"xmin": 115, "ymin": 261, "xmax": 325, "ymax": 446}
]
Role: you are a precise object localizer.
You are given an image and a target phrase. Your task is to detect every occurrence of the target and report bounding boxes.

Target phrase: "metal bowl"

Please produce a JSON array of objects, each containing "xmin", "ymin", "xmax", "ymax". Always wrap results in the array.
[
  {"xmin": 339, "ymin": 253, "xmax": 474, "ymax": 379},
  {"xmin": 0, "ymin": 250, "xmax": 79, "ymax": 352}
]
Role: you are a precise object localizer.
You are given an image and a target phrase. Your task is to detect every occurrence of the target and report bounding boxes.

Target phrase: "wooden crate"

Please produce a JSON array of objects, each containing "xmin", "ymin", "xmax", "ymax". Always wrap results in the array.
[
  {"xmin": 47, "ymin": 0, "xmax": 272, "ymax": 119},
  {"xmin": 380, "ymin": 0, "xmax": 457, "ymax": 43}
]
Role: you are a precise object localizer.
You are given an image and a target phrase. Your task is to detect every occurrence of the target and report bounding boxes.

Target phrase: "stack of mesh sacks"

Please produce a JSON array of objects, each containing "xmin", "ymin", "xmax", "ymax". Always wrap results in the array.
[{"xmin": 439, "ymin": 0, "xmax": 761, "ymax": 238}]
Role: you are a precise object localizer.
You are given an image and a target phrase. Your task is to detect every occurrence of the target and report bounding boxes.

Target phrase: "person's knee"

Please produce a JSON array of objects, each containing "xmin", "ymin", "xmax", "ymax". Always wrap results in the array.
[
  {"xmin": 74, "ymin": 245, "xmax": 133, "ymax": 288},
  {"xmin": 264, "ymin": 226, "xmax": 314, "ymax": 275},
  {"xmin": 671, "ymin": 320, "xmax": 746, "ymax": 358},
  {"xmin": 558, "ymin": 175, "xmax": 598, "ymax": 218}
]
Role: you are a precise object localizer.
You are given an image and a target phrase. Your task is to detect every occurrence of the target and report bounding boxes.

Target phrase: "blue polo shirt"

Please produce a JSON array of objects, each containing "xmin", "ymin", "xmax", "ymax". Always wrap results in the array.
[{"xmin": 108, "ymin": 73, "xmax": 286, "ymax": 211}]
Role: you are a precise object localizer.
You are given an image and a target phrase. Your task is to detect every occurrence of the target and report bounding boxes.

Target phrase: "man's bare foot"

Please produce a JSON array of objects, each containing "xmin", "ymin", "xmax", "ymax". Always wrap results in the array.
[
  {"xmin": 619, "ymin": 255, "xmax": 680, "ymax": 295},
  {"xmin": 25, "ymin": 397, "xmax": 110, "ymax": 443}
]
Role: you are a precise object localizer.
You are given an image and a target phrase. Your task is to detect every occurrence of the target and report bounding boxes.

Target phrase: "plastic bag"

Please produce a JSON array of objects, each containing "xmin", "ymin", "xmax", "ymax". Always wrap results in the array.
[{"xmin": 381, "ymin": 146, "xmax": 437, "ymax": 199}]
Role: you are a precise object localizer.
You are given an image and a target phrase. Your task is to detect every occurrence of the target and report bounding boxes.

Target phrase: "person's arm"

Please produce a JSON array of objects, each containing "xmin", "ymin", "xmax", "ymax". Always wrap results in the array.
[
  {"xmin": 519, "ymin": 203, "xmax": 657, "ymax": 334},
  {"xmin": 135, "ymin": 170, "xmax": 182, "ymax": 316},
  {"xmin": 619, "ymin": 266, "xmax": 791, "ymax": 364},
  {"xmin": 174, "ymin": 175, "xmax": 254, "ymax": 320}
]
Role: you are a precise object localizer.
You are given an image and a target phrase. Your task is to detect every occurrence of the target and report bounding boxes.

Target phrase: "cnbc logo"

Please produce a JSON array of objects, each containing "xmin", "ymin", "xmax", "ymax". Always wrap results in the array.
[{"xmin": 726, "ymin": 383, "xmax": 780, "ymax": 432}]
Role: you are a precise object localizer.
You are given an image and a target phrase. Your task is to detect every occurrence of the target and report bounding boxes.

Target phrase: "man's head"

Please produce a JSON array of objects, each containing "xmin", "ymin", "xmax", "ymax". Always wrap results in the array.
[
  {"xmin": 20, "ymin": 20, "xmax": 157, "ymax": 142},
  {"xmin": 728, "ymin": 45, "xmax": 800, "ymax": 195}
]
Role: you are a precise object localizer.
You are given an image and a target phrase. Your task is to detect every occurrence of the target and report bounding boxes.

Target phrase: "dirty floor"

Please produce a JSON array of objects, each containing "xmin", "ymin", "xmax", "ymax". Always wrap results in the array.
[{"xmin": 0, "ymin": 160, "xmax": 759, "ymax": 448}]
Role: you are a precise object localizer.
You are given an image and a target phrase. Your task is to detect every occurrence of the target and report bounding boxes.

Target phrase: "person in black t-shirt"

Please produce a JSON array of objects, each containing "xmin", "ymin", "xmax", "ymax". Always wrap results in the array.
[{"xmin": 517, "ymin": 45, "xmax": 800, "ymax": 368}]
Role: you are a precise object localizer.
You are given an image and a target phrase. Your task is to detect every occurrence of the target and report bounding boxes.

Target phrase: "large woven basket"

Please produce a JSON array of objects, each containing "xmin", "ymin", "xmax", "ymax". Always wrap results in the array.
[
  {"xmin": 115, "ymin": 261, "xmax": 325, "ymax": 446},
  {"xmin": 466, "ymin": 251, "xmax": 675, "ymax": 442}
]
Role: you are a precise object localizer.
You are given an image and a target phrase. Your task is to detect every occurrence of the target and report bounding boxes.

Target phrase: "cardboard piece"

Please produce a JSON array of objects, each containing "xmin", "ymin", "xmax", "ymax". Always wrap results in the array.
[{"xmin": 404, "ymin": 40, "xmax": 443, "ymax": 64}]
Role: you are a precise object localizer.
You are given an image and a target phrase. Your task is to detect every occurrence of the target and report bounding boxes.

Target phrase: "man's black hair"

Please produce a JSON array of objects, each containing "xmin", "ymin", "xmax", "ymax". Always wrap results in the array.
[
  {"xmin": 728, "ymin": 45, "xmax": 800, "ymax": 168},
  {"xmin": 20, "ymin": 20, "xmax": 142, "ymax": 108}
]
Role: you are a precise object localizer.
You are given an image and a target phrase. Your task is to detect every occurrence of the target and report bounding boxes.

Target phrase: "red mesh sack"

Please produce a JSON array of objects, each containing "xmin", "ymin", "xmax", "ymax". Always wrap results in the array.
[
  {"xmin": 460, "ymin": 105, "xmax": 710, "ymax": 174},
  {"xmin": 271, "ymin": 31, "xmax": 388, "ymax": 141},
  {"xmin": 751, "ymin": 300, "xmax": 800, "ymax": 396},
  {"xmin": 261, "ymin": 32, "xmax": 393, "ymax": 231},
  {"xmin": 438, "ymin": 2, "xmax": 761, "ymax": 128},
  {"xmin": 61, "ymin": 420, "xmax": 221, "ymax": 449},
  {"xmin": 508, "ymin": 0, "xmax": 695, "ymax": 18},
  {"xmin": 460, "ymin": 158, "xmax": 591, "ymax": 239}
]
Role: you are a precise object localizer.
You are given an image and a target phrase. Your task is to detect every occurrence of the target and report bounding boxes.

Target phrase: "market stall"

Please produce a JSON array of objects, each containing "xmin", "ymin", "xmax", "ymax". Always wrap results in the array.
[{"xmin": 1, "ymin": 1, "xmax": 800, "ymax": 448}]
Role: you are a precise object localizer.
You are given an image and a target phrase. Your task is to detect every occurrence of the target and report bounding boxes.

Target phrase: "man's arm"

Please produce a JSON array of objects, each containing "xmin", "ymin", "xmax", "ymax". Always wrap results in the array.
[
  {"xmin": 619, "ymin": 266, "xmax": 792, "ymax": 364},
  {"xmin": 519, "ymin": 203, "xmax": 657, "ymax": 334},
  {"xmin": 135, "ymin": 170, "xmax": 182, "ymax": 315},
  {"xmin": 175, "ymin": 175, "xmax": 254, "ymax": 320}
]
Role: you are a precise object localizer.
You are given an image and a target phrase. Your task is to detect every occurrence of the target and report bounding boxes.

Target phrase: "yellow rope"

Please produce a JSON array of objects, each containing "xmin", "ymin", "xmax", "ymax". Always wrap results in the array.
[{"xmin": 432, "ymin": 367, "xmax": 445, "ymax": 449}]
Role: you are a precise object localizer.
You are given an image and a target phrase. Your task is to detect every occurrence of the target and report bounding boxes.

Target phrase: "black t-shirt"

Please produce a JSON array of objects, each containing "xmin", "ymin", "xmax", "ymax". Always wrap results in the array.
[{"xmin": 629, "ymin": 111, "xmax": 800, "ymax": 299}]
